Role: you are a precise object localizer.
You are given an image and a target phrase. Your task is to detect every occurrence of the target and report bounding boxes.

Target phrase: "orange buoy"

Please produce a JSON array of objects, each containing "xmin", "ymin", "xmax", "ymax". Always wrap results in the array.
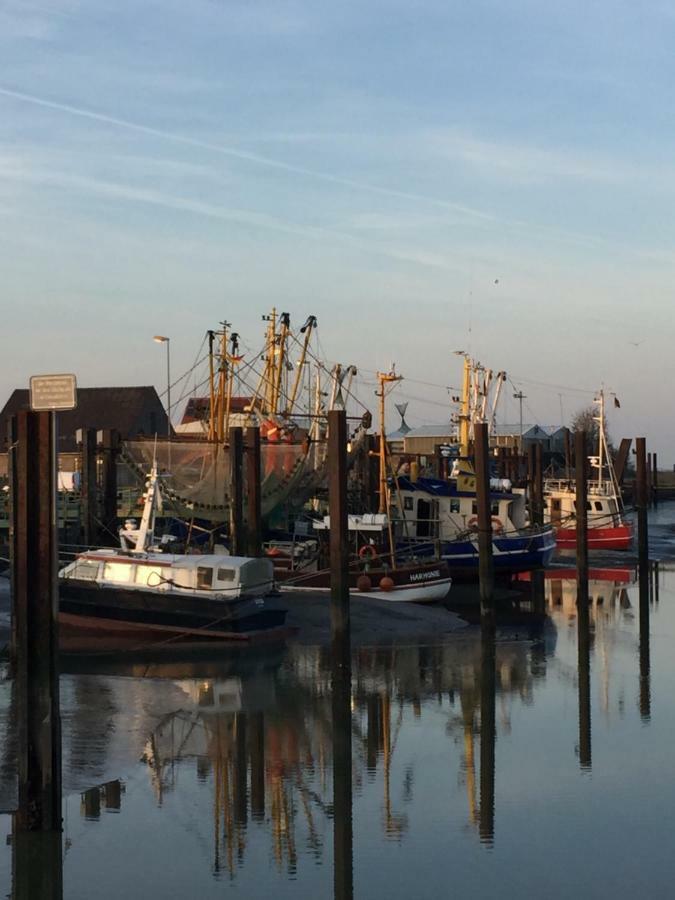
[
  {"xmin": 379, "ymin": 576, "xmax": 394, "ymax": 592},
  {"xmin": 356, "ymin": 575, "xmax": 372, "ymax": 592}
]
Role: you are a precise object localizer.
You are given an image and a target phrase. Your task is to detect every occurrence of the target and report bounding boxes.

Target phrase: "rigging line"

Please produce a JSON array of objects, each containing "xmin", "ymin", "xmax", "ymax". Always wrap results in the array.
[
  {"xmin": 508, "ymin": 374, "xmax": 596, "ymax": 395},
  {"xmin": 286, "ymin": 331, "xmax": 370, "ymax": 414}
]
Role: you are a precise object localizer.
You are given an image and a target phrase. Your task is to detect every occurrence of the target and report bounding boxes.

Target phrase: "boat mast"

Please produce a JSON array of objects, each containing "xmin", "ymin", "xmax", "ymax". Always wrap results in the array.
[
  {"xmin": 458, "ymin": 354, "xmax": 472, "ymax": 458},
  {"xmin": 216, "ymin": 321, "xmax": 229, "ymax": 443},
  {"xmin": 208, "ymin": 329, "xmax": 216, "ymax": 441},
  {"xmin": 286, "ymin": 315, "xmax": 316, "ymax": 415},
  {"xmin": 596, "ymin": 388, "xmax": 605, "ymax": 489},
  {"xmin": 272, "ymin": 312, "xmax": 290, "ymax": 415}
]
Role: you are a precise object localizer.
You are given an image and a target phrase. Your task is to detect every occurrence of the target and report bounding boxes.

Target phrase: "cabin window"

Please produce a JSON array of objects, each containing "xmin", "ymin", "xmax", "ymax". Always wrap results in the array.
[
  {"xmin": 594, "ymin": 501, "xmax": 603, "ymax": 511},
  {"xmin": 71, "ymin": 560, "xmax": 99, "ymax": 581},
  {"xmin": 491, "ymin": 501, "xmax": 499, "ymax": 515},
  {"xmin": 103, "ymin": 562, "xmax": 133, "ymax": 583},
  {"xmin": 471, "ymin": 502, "xmax": 478, "ymax": 515},
  {"xmin": 217, "ymin": 568, "xmax": 236, "ymax": 582},
  {"xmin": 197, "ymin": 566, "xmax": 213, "ymax": 589},
  {"xmin": 586, "ymin": 502, "xmax": 592, "ymax": 511},
  {"xmin": 404, "ymin": 496, "xmax": 413, "ymax": 511},
  {"xmin": 450, "ymin": 499, "xmax": 460, "ymax": 513},
  {"xmin": 417, "ymin": 499, "xmax": 432, "ymax": 538}
]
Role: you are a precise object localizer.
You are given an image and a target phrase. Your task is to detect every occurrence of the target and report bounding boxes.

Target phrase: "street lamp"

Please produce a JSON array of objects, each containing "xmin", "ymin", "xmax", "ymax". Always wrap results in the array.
[{"xmin": 153, "ymin": 335, "xmax": 171, "ymax": 440}]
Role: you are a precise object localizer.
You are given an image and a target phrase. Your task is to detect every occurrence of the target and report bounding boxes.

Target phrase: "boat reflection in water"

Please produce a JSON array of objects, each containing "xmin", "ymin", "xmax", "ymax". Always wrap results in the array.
[{"xmin": 57, "ymin": 629, "xmax": 548, "ymax": 886}]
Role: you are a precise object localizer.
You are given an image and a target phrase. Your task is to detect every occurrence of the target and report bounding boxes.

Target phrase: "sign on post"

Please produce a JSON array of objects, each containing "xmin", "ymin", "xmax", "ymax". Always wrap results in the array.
[{"xmin": 29, "ymin": 374, "xmax": 77, "ymax": 412}]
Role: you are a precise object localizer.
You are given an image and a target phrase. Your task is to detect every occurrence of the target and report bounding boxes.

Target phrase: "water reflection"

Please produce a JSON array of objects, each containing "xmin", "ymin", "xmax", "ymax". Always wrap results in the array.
[{"xmin": 4, "ymin": 561, "xmax": 671, "ymax": 898}]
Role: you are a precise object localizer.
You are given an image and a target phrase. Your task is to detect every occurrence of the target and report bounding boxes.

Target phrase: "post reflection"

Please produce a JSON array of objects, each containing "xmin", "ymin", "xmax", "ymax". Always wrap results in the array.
[
  {"xmin": 331, "ymin": 636, "xmax": 353, "ymax": 900},
  {"xmin": 577, "ymin": 593, "xmax": 592, "ymax": 771},
  {"xmin": 11, "ymin": 821, "xmax": 63, "ymax": 900},
  {"xmin": 479, "ymin": 625, "xmax": 497, "ymax": 845},
  {"xmin": 639, "ymin": 561, "xmax": 651, "ymax": 722}
]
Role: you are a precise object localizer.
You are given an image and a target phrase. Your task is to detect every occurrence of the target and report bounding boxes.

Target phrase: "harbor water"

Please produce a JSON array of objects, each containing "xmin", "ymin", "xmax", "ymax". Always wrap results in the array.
[{"xmin": 1, "ymin": 505, "xmax": 675, "ymax": 898}]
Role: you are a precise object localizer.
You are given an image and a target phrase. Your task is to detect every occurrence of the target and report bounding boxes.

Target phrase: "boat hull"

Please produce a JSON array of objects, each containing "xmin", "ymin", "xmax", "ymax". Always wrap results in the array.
[
  {"xmin": 279, "ymin": 560, "xmax": 452, "ymax": 603},
  {"xmin": 554, "ymin": 523, "xmax": 633, "ymax": 551},
  {"xmin": 399, "ymin": 528, "xmax": 556, "ymax": 579},
  {"xmin": 58, "ymin": 582, "xmax": 286, "ymax": 636}
]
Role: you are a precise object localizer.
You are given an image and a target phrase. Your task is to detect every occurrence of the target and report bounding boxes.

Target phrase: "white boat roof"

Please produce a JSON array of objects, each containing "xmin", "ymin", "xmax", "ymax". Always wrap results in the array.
[{"xmin": 78, "ymin": 550, "xmax": 261, "ymax": 569}]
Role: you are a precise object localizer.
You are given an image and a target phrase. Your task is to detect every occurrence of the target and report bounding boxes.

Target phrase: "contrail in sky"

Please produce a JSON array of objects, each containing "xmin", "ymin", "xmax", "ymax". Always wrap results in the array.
[{"xmin": 0, "ymin": 84, "xmax": 497, "ymax": 223}]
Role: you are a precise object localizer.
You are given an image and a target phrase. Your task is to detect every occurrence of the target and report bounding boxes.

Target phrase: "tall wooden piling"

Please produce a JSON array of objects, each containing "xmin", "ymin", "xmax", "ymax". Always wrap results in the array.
[
  {"xmin": 245, "ymin": 426, "xmax": 262, "ymax": 557},
  {"xmin": 575, "ymin": 431, "xmax": 589, "ymax": 605},
  {"xmin": 328, "ymin": 410, "xmax": 350, "ymax": 651},
  {"xmin": 479, "ymin": 625, "xmax": 496, "ymax": 844},
  {"xmin": 563, "ymin": 427, "xmax": 572, "ymax": 481},
  {"xmin": 613, "ymin": 438, "xmax": 632, "ymax": 485},
  {"xmin": 229, "ymin": 426, "xmax": 244, "ymax": 556},
  {"xmin": 10, "ymin": 410, "xmax": 62, "ymax": 833},
  {"xmin": 78, "ymin": 426, "xmax": 98, "ymax": 546},
  {"xmin": 533, "ymin": 442, "xmax": 543, "ymax": 526},
  {"xmin": 647, "ymin": 452, "xmax": 653, "ymax": 508},
  {"xmin": 635, "ymin": 437, "xmax": 649, "ymax": 589},
  {"xmin": 474, "ymin": 423, "xmax": 495, "ymax": 626},
  {"xmin": 97, "ymin": 429, "xmax": 119, "ymax": 545},
  {"xmin": 652, "ymin": 452, "xmax": 658, "ymax": 506}
]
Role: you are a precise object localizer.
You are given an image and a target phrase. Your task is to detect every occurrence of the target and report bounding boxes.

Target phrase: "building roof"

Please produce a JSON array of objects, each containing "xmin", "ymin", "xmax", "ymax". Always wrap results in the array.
[
  {"xmin": 181, "ymin": 395, "xmax": 253, "ymax": 424},
  {"xmin": 494, "ymin": 424, "xmax": 564, "ymax": 438},
  {"xmin": 0, "ymin": 386, "xmax": 171, "ymax": 452},
  {"xmin": 404, "ymin": 423, "xmax": 455, "ymax": 439}
]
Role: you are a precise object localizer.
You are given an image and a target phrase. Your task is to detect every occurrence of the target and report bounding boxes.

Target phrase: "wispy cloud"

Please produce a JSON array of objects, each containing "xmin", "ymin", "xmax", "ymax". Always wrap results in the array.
[
  {"xmin": 0, "ymin": 162, "xmax": 470, "ymax": 272},
  {"xmin": 0, "ymin": 85, "xmax": 498, "ymax": 224}
]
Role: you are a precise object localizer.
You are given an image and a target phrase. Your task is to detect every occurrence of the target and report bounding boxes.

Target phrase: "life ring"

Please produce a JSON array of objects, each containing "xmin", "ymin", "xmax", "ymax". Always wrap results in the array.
[
  {"xmin": 467, "ymin": 516, "xmax": 504, "ymax": 534},
  {"xmin": 359, "ymin": 544, "xmax": 378, "ymax": 560}
]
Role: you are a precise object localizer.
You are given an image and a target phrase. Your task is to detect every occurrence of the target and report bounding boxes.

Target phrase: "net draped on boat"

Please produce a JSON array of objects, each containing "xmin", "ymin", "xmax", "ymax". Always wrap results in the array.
[{"xmin": 121, "ymin": 439, "xmax": 309, "ymax": 522}]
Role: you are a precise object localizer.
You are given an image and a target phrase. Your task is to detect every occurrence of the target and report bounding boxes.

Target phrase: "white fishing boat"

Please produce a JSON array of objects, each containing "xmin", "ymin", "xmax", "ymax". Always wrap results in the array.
[{"xmin": 59, "ymin": 460, "xmax": 284, "ymax": 639}]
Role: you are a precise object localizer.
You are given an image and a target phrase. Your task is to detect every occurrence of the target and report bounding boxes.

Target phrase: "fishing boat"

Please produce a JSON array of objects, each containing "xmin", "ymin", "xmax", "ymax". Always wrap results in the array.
[
  {"xmin": 393, "ymin": 355, "xmax": 555, "ymax": 577},
  {"xmin": 543, "ymin": 389, "xmax": 633, "ymax": 551},
  {"xmin": 59, "ymin": 460, "xmax": 286, "ymax": 640},
  {"xmin": 277, "ymin": 370, "xmax": 452, "ymax": 603}
]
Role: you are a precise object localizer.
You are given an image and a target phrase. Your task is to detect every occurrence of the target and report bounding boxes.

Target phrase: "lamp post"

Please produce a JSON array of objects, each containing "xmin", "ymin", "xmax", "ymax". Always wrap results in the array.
[{"xmin": 153, "ymin": 335, "xmax": 171, "ymax": 441}]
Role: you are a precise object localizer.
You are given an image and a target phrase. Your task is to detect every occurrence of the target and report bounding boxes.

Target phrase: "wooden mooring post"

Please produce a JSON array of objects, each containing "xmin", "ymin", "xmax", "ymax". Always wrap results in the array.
[
  {"xmin": 328, "ymin": 409, "xmax": 350, "ymax": 651},
  {"xmin": 229, "ymin": 426, "xmax": 244, "ymax": 556},
  {"xmin": 575, "ymin": 431, "xmax": 589, "ymax": 605},
  {"xmin": 328, "ymin": 409, "xmax": 353, "ymax": 900},
  {"xmin": 635, "ymin": 438, "xmax": 649, "ymax": 587},
  {"xmin": 475, "ymin": 423, "xmax": 495, "ymax": 626},
  {"xmin": 245, "ymin": 426, "xmax": 262, "ymax": 557},
  {"xmin": 97, "ymin": 429, "xmax": 119, "ymax": 545},
  {"xmin": 78, "ymin": 426, "xmax": 98, "ymax": 547},
  {"xmin": 9, "ymin": 410, "xmax": 62, "ymax": 833},
  {"xmin": 652, "ymin": 451, "xmax": 658, "ymax": 506}
]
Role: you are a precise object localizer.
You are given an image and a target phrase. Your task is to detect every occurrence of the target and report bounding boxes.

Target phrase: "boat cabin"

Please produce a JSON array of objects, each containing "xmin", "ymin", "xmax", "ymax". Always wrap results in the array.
[
  {"xmin": 59, "ymin": 551, "xmax": 274, "ymax": 599},
  {"xmin": 392, "ymin": 476, "xmax": 527, "ymax": 541},
  {"xmin": 544, "ymin": 480, "xmax": 622, "ymax": 529}
]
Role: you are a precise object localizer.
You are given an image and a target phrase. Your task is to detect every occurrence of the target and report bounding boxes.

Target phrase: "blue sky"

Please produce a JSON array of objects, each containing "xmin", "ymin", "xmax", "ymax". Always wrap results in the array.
[{"xmin": 1, "ymin": 1, "xmax": 674, "ymax": 458}]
